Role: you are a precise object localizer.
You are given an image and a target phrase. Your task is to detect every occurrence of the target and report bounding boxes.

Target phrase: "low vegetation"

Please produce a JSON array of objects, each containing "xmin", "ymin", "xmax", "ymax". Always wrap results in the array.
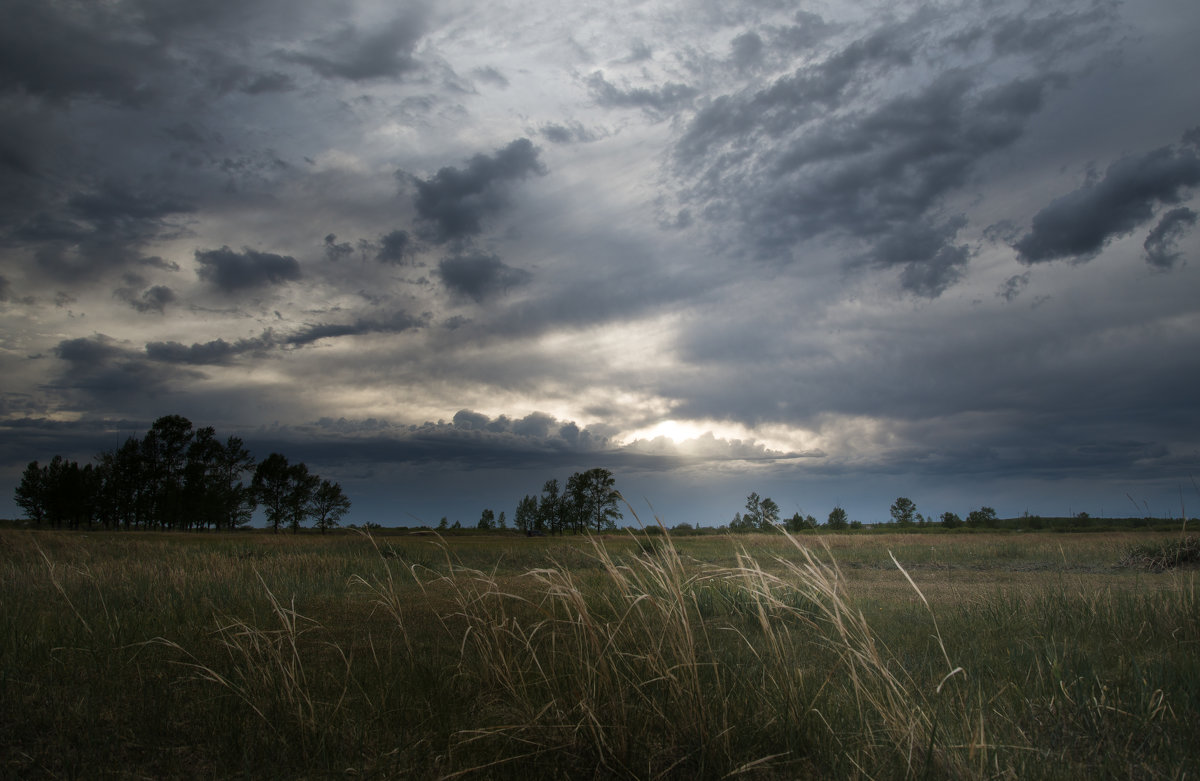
[{"xmin": 1, "ymin": 525, "xmax": 1196, "ymax": 778}]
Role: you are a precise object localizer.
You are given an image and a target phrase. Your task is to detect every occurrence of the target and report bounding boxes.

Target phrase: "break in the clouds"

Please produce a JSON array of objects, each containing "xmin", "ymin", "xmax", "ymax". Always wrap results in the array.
[{"xmin": 2, "ymin": 0, "xmax": 1199, "ymax": 527}]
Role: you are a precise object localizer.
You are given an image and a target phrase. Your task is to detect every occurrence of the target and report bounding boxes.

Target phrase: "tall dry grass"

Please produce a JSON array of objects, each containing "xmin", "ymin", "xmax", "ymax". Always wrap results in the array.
[{"xmin": 344, "ymin": 520, "xmax": 978, "ymax": 778}]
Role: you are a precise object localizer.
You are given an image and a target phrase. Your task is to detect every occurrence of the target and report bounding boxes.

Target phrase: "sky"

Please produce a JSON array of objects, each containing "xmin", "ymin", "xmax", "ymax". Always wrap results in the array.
[{"xmin": 2, "ymin": 0, "xmax": 1199, "ymax": 528}]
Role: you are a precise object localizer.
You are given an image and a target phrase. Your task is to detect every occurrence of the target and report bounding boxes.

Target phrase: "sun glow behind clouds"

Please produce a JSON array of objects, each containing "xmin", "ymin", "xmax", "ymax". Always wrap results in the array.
[{"xmin": 619, "ymin": 419, "xmax": 803, "ymax": 454}]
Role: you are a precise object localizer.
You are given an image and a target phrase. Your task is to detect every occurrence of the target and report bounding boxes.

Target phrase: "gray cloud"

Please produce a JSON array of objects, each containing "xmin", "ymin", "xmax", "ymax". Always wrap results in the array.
[
  {"xmin": 411, "ymin": 138, "xmax": 546, "ymax": 243},
  {"xmin": 997, "ymin": 272, "xmax": 1031, "ymax": 302},
  {"xmin": 145, "ymin": 333, "xmax": 276, "ymax": 365},
  {"xmin": 145, "ymin": 309, "xmax": 426, "ymax": 365},
  {"xmin": 0, "ymin": 1, "xmax": 168, "ymax": 106},
  {"xmin": 1015, "ymin": 138, "xmax": 1200, "ymax": 263},
  {"xmin": 587, "ymin": 71, "xmax": 699, "ymax": 117},
  {"xmin": 538, "ymin": 122, "xmax": 598, "ymax": 145},
  {"xmin": 1143, "ymin": 207, "xmax": 1197, "ymax": 269},
  {"xmin": 679, "ymin": 66, "xmax": 1058, "ymax": 295},
  {"xmin": 437, "ymin": 252, "xmax": 531, "ymax": 303},
  {"xmin": 116, "ymin": 284, "xmax": 177, "ymax": 313},
  {"xmin": 472, "ymin": 66, "xmax": 509, "ymax": 89},
  {"xmin": 195, "ymin": 246, "xmax": 302, "ymax": 292},
  {"xmin": 279, "ymin": 13, "xmax": 427, "ymax": 81},
  {"xmin": 51, "ymin": 335, "xmax": 203, "ymax": 406},
  {"xmin": 729, "ymin": 31, "xmax": 765, "ymax": 71},
  {"xmin": 323, "ymin": 233, "xmax": 354, "ymax": 263},
  {"xmin": 288, "ymin": 310, "xmax": 427, "ymax": 345},
  {"xmin": 377, "ymin": 230, "xmax": 412, "ymax": 264}
]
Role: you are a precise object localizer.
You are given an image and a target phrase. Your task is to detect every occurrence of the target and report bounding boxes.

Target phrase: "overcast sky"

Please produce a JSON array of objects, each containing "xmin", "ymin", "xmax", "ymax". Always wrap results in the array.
[{"xmin": 2, "ymin": 0, "xmax": 1199, "ymax": 527}]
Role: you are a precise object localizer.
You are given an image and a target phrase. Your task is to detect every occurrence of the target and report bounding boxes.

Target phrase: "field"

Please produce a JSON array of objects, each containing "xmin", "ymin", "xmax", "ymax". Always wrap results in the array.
[{"xmin": 1, "ymin": 525, "xmax": 1197, "ymax": 779}]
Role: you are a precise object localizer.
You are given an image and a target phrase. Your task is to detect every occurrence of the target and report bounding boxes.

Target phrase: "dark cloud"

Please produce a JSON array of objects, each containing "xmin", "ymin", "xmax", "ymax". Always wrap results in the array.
[
  {"xmin": 437, "ymin": 252, "xmax": 531, "ymax": 303},
  {"xmin": 679, "ymin": 63, "xmax": 1058, "ymax": 294},
  {"xmin": 997, "ymin": 272, "xmax": 1031, "ymax": 302},
  {"xmin": 195, "ymin": 246, "xmax": 302, "ymax": 292},
  {"xmin": 115, "ymin": 284, "xmax": 177, "ymax": 313},
  {"xmin": 0, "ymin": 1, "xmax": 168, "ymax": 106},
  {"xmin": 144, "ymin": 310, "xmax": 426, "ymax": 365},
  {"xmin": 677, "ymin": 25, "xmax": 916, "ymax": 161},
  {"xmin": 859, "ymin": 217, "xmax": 971, "ymax": 298},
  {"xmin": 241, "ymin": 71, "xmax": 296, "ymax": 94},
  {"xmin": 586, "ymin": 72, "xmax": 698, "ymax": 117},
  {"xmin": 0, "ymin": 275, "xmax": 32, "ymax": 305},
  {"xmin": 377, "ymin": 229, "xmax": 412, "ymax": 264},
  {"xmin": 1143, "ymin": 207, "xmax": 1197, "ymax": 269},
  {"xmin": 729, "ymin": 31, "xmax": 765, "ymax": 71},
  {"xmin": 671, "ymin": 2, "xmax": 1115, "ymax": 295},
  {"xmin": 411, "ymin": 138, "xmax": 546, "ymax": 243},
  {"xmin": 6, "ymin": 180, "xmax": 195, "ymax": 284},
  {"xmin": 1015, "ymin": 140, "xmax": 1200, "ymax": 263},
  {"xmin": 145, "ymin": 333, "xmax": 275, "ymax": 365},
  {"xmin": 287, "ymin": 310, "xmax": 426, "ymax": 345},
  {"xmin": 280, "ymin": 13, "xmax": 427, "ymax": 81},
  {"xmin": 323, "ymin": 233, "xmax": 354, "ymax": 263},
  {"xmin": 538, "ymin": 122, "xmax": 598, "ymax": 144},
  {"xmin": 52, "ymin": 335, "xmax": 202, "ymax": 406},
  {"xmin": 988, "ymin": 5, "xmax": 1113, "ymax": 57}
]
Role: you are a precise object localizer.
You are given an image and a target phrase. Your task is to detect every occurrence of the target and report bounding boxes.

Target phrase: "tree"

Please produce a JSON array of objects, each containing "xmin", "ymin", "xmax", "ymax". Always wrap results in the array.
[
  {"xmin": 826, "ymin": 506, "xmax": 848, "ymax": 530},
  {"xmin": 940, "ymin": 511, "xmax": 963, "ymax": 529},
  {"xmin": 142, "ymin": 415, "xmax": 195, "ymax": 529},
  {"xmin": 539, "ymin": 479, "xmax": 564, "ymax": 534},
  {"xmin": 253, "ymin": 453, "xmax": 318, "ymax": 533},
  {"xmin": 309, "ymin": 479, "xmax": 351, "ymax": 534},
  {"xmin": 498, "ymin": 511, "xmax": 507, "ymax": 530},
  {"xmin": 14, "ymin": 461, "xmax": 46, "ymax": 525},
  {"xmin": 890, "ymin": 497, "xmax": 917, "ymax": 527},
  {"xmin": 515, "ymin": 494, "xmax": 538, "ymax": 533},
  {"xmin": 566, "ymin": 468, "xmax": 623, "ymax": 532},
  {"xmin": 478, "ymin": 508, "xmax": 495, "ymax": 530},
  {"xmin": 786, "ymin": 512, "xmax": 817, "ymax": 532},
  {"xmin": 966, "ymin": 506, "xmax": 998, "ymax": 528},
  {"xmin": 758, "ymin": 497, "xmax": 781, "ymax": 530},
  {"xmin": 743, "ymin": 492, "xmax": 763, "ymax": 528},
  {"xmin": 97, "ymin": 436, "xmax": 148, "ymax": 529}
]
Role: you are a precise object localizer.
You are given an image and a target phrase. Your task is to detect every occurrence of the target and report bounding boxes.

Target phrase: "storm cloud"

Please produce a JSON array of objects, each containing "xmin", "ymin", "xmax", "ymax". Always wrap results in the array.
[
  {"xmin": 437, "ymin": 252, "xmax": 531, "ymax": 303},
  {"xmin": 1143, "ymin": 207, "xmax": 1197, "ymax": 269},
  {"xmin": 195, "ymin": 247, "xmax": 303, "ymax": 292},
  {"xmin": 412, "ymin": 138, "xmax": 546, "ymax": 243},
  {"xmin": 1015, "ymin": 137, "xmax": 1200, "ymax": 263}
]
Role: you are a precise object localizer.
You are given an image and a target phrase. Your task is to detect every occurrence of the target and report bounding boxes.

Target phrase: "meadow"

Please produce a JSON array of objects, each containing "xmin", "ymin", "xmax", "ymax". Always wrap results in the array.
[{"xmin": 1, "ymin": 525, "xmax": 1196, "ymax": 779}]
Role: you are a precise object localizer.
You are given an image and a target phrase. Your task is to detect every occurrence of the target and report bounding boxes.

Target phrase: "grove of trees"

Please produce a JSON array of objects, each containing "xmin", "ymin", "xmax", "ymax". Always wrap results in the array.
[
  {"xmin": 511, "ymin": 468, "xmax": 623, "ymax": 535},
  {"xmin": 13, "ymin": 415, "xmax": 350, "ymax": 533}
]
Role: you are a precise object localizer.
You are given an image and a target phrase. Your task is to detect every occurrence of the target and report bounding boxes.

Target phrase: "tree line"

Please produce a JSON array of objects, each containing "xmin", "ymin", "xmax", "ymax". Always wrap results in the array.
[
  {"xmin": 725, "ymin": 493, "xmax": 1000, "ymax": 532},
  {"xmin": 12, "ymin": 415, "xmax": 350, "ymax": 533}
]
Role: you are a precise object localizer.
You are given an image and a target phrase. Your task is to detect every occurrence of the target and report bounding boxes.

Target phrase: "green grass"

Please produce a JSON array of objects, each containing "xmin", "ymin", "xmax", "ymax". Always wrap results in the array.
[{"xmin": 1, "ymin": 527, "xmax": 1197, "ymax": 778}]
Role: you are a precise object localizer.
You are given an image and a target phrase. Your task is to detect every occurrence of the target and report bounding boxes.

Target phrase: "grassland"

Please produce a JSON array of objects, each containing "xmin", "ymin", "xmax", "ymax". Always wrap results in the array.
[{"xmin": 1, "ymin": 526, "xmax": 1196, "ymax": 779}]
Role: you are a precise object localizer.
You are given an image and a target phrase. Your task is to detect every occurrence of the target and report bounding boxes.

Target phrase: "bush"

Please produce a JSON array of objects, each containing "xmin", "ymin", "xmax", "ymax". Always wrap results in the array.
[{"xmin": 1119, "ymin": 536, "xmax": 1200, "ymax": 571}]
